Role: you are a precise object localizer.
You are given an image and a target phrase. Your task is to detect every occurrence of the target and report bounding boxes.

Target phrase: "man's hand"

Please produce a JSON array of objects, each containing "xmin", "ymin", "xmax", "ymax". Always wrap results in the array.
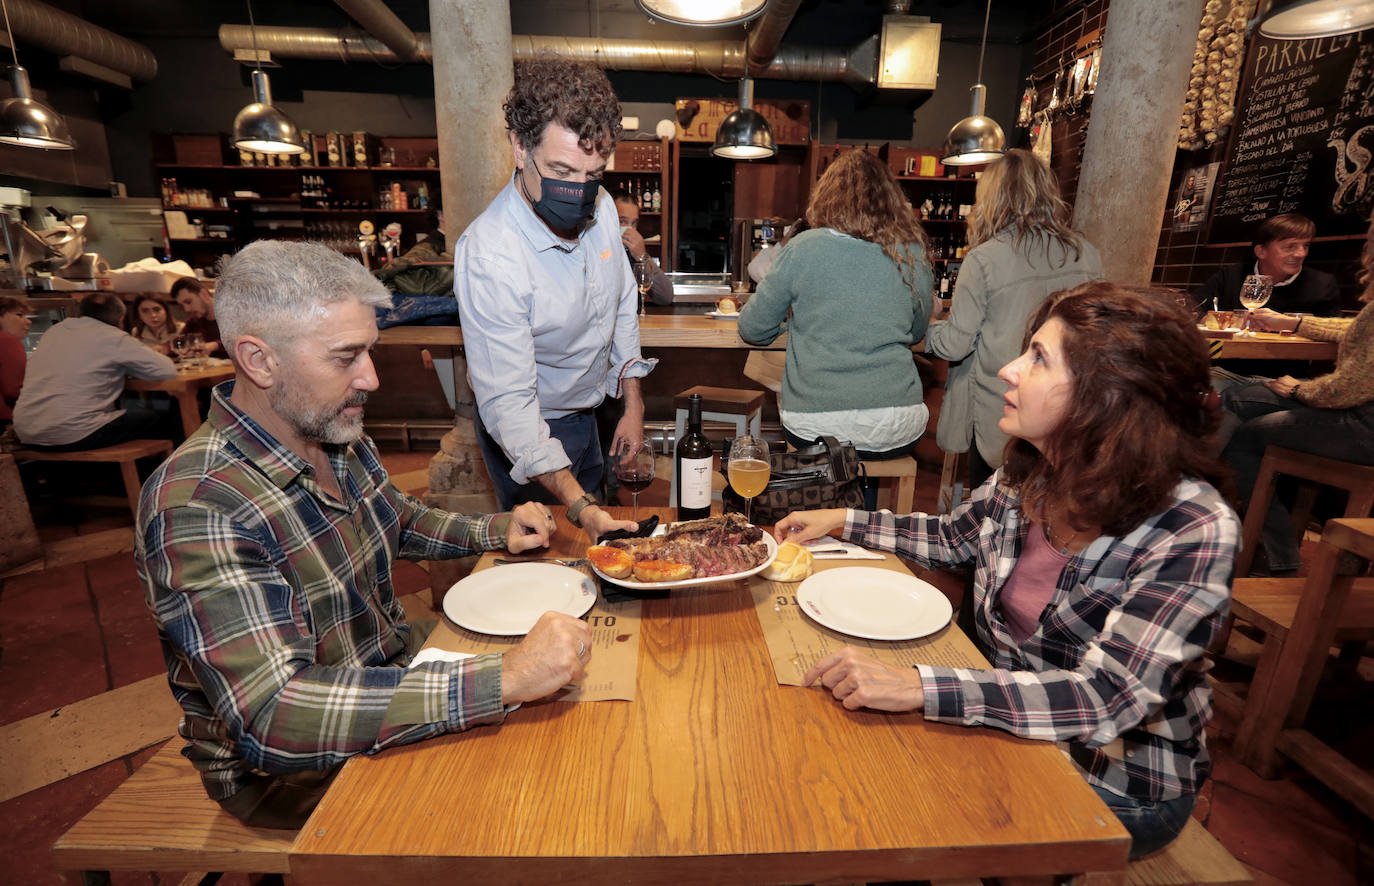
[
  {"xmin": 1264, "ymin": 375, "xmax": 1304, "ymax": 398},
  {"xmin": 505, "ymin": 501, "xmax": 556, "ymax": 553},
  {"xmin": 1248, "ymin": 308, "xmax": 1299, "ymax": 333},
  {"xmin": 609, "ymin": 409, "xmax": 646, "ymax": 461},
  {"xmin": 580, "ymin": 505, "xmax": 638, "ymax": 540},
  {"xmin": 621, "ymin": 228, "xmax": 648, "ymax": 262},
  {"xmin": 501, "ymin": 611, "xmax": 590, "ymax": 705},
  {"xmin": 773, "ymin": 508, "xmax": 847, "ymax": 543},
  {"xmin": 801, "ymin": 646, "xmax": 925, "ymax": 712}
]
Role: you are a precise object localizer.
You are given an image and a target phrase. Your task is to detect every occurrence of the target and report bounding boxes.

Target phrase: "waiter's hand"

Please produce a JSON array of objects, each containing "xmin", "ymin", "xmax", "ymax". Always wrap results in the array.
[
  {"xmin": 580, "ymin": 505, "xmax": 637, "ymax": 540},
  {"xmin": 610, "ymin": 409, "xmax": 646, "ymax": 461},
  {"xmin": 621, "ymin": 227, "xmax": 648, "ymax": 262},
  {"xmin": 506, "ymin": 502, "xmax": 556, "ymax": 553}
]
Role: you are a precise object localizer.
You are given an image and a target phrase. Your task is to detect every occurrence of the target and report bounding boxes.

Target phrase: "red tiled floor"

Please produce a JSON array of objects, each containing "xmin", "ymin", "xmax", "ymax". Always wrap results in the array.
[
  {"xmin": 0, "ymin": 563, "xmax": 108, "ymax": 721},
  {"xmin": 85, "ymin": 551, "xmax": 169, "ymax": 690}
]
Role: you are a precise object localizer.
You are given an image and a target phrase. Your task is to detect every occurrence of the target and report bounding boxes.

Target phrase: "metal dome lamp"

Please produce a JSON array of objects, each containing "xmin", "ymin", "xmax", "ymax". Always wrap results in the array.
[
  {"xmin": 230, "ymin": 0, "xmax": 306, "ymax": 155},
  {"xmin": 940, "ymin": 0, "xmax": 1005, "ymax": 166},
  {"xmin": 0, "ymin": 0, "xmax": 75, "ymax": 150}
]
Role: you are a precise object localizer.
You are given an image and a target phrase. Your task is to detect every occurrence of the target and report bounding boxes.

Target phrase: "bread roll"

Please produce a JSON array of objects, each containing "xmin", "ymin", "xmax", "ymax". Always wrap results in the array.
[
  {"xmin": 587, "ymin": 545, "xmax": 633, "ymax": 579},
  {"xmin": 761, "ymin": 541, "xmax": 814, "ymax": 582},
  {"xmin": 633, "ymin": 559, "xmax": 695, "ymax": 583}
]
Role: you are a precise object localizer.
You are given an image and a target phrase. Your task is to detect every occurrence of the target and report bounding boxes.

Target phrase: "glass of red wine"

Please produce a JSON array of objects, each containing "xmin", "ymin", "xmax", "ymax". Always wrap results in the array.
[{"xmin": 615, "ymin": 439, "xmax": 656, "ymax": 520}]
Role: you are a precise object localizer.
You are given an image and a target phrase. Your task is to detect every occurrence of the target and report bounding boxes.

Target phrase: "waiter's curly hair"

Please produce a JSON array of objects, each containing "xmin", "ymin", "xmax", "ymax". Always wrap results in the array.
[
  {"xmin": 1001, "ymin": 281, "xmax": 1233, "ymax": 536},
  {"xmin": 504, "ymin": 55, "xmax": 622, "ymax": 154}
]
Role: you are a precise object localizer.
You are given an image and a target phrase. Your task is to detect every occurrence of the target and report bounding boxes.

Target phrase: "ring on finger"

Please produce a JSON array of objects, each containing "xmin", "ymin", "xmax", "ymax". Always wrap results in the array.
[{"xmin": 576, "ymin": 640, "xmax": 586, "ymax": 658}]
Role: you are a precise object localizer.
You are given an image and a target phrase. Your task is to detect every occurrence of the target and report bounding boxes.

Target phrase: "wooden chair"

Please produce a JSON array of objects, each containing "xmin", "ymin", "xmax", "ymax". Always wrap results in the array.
[
  {"xmin": 861, "ymin": 454, "xmax": 918, "ymax": 513},
  {"xmin": 12, "ymin": 439, "xmax": 173, "ymax": 520},
  {"xmin": 52, "ymin": 739, "xmax": 296, "ymax": 884},
  {"xmin": 1236, "ymin": 446, "xmax": 1374, "ymax": 576},
  {"xmin": 1232, "ymin": 518, "xmax": 1374, "ymax": 818},
  {"xmin": 931, "ymin": 817, "xmax": 1252, "ymax": 885}
]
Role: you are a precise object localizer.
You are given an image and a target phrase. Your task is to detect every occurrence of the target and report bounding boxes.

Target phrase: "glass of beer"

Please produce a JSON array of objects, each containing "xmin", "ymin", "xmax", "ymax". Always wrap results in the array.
[{"xmin": 727, "ymin": 435, "xmax": 770, "ymax": 524}]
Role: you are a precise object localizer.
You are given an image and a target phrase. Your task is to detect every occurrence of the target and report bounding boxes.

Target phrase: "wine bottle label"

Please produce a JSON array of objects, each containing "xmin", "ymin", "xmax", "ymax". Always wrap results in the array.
[{"xmin": 678, "ymin": 456, "xmax": 713, "ymax": 509}]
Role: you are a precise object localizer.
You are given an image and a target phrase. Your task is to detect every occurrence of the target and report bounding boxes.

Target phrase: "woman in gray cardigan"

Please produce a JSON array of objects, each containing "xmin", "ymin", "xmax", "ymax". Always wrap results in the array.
[
  {"xmin": 926, "ymin": 149, "xmax": 1101, "ymax": 489},
  {"xmin": 738, "ymin": 149, "xmax": 934, "ymax": 483}
]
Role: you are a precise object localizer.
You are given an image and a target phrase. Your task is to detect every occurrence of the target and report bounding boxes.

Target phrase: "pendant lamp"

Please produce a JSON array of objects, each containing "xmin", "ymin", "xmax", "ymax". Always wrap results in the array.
[
  {"xmin": 1258, "ymin": 0, "xmax": 1374, "ymax": 38},
  {"xmin": 636, "ymin": 0, "xmax": 766, "ymax": 27},
  {"xmin": 940, "ymin": 0, "xmax": 1005, "ymax": 166},
  {"xmin": 231, "ymin": 0, "xmax": 305, "ymax": 155},
  {"xmin": 712, "ymin": 78, "xmax": 776, "ymax": 160},
  {"xmin": 0, "ymin": 0, "xmax": 74, "ymax": 150}
]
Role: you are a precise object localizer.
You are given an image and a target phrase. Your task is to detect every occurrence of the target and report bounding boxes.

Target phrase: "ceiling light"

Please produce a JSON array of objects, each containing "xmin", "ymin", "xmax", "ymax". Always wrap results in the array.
[
  {"xmin": 941, "ymin": 0, "xmax": 1004, "ymax": 167},
  {"xmin": 712, "ymin": 78, "xmax": 776, "ymax": 160},
  {"xmin": 1258, "ymin": 0, "xmax": 1374, "ymax": 38},
  {"xmin": 0, "ymin": 0, "xmax": 75, "ymax": 150},
  {"xmin": 230, "ymin": 0, "xmax": 305, "ymax": 155},
  {"xmin": 635, "ymin": 0, "xmax": 767, "ymax": 27}
]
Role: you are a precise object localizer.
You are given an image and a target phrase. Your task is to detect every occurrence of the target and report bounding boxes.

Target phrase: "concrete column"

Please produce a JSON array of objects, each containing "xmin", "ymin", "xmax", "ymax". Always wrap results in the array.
[
  {"xmin": 1072, "ymin": 0, "xmax": 1204, "ymax": 284},
  {"xmin": 425, "ymin": 0, "xmax": 511, "ymax": 567}
]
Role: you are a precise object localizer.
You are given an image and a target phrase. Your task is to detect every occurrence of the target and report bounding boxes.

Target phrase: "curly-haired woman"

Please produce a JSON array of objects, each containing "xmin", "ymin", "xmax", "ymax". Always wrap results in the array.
[
  {"xmin": 737, "ymin": 149, "xmax": 934, "ymax": 487},
  {"xmin": 777, "ymin": 282, "xmax": 1239, "ymax": 860},
  {"xmin": 925, "ymin": 149, "xmax": 1101, "ymax": 489}
]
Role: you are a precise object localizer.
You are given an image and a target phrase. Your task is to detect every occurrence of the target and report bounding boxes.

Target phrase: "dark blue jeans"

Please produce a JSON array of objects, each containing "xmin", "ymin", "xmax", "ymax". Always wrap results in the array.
[
  {"xmin": 475, "ymin": 410, "xmax": 604, "ymax": 511},
  {"xmin": 1092, "ymin": 785, "xmax": 1196, "ymax": 860},
  {"xmin": 1221, "ymin": 383, "xmax": 1374, "ymax": 572},
  {"xmin": 24, "ymin": 407, "xmax": 167, "ymax": 452}
]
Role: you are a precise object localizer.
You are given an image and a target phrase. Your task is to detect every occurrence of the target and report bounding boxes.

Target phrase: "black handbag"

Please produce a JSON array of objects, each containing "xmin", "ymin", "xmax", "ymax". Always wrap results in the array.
[{"xmin": 721, "ymin": 435, "xmax": 866, "ymax": 525}]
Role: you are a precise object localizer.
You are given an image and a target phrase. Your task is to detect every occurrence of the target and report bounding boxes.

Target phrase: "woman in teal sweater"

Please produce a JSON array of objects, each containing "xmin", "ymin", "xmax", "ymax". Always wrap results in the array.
[{"xmin": 738, "ymin": 149, "xmax": 934, "ymax": 475}]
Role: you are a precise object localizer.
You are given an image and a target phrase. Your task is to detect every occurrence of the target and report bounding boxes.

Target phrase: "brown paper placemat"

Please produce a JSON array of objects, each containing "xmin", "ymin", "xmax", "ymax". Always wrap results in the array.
[
  {"xmin": 429, "ymin": 566, "xmax": 641, "ymax": 702},
  {"xmin": 750, "ymin": 557, "xmax": 987, "ymax": 686}
]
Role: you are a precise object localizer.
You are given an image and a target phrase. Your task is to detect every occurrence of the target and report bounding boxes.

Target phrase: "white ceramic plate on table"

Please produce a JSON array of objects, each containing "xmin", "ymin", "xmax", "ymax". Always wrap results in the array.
[
  {"xmin": 444, "ymin": 563, "xmax": 596, "ymax": 635},
  {"xmin": 706, "ymin": 310, "xmax": 740, "ymax": 319},
  {"xmin": 591, "ymin": 526, "xmax": 778, "ymax": 589},
  {"xmin": 796, "ymin": 567, "xmax": 953, "ymax": 641}
]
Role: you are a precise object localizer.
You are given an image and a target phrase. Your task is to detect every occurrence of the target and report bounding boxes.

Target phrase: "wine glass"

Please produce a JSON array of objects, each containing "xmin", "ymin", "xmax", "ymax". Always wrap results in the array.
[
  {"xmin": 1238, "ymin": 275, "xmax": 1273, "ymax": 335},
  {"xmin": 185, "ymin": 332, "xmax": 204, "ymax": 368},
  {"xmin": 170, "ymin": 334, "xmax": 190, "ymax": 366},
  {"xmin": 635, "ymin": 259, "xmax": 653, "ymax": 316},
  {"xmin": 615, "ymin": 439, "xmax": 656, "ymax": 519},
  {"xmin": 727, "ymin": 436, "xmax": 770, "ymax": 524}
]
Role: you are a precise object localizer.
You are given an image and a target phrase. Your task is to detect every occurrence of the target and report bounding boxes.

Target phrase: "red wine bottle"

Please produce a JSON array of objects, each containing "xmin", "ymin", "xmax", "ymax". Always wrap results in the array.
[{"xmin": 675, "ymin": 393, "xmax": 712, "ymax": 520}]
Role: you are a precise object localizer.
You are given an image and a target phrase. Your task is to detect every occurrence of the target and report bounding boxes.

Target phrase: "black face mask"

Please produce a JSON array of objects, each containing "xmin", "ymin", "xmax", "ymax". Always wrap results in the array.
[{"xmin": 526, "ymin": 155, "xmax": 600, "ymax": 231}]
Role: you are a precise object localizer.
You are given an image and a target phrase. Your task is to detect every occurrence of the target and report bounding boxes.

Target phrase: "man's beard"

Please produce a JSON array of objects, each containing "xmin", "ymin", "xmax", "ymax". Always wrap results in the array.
[{"xmin": 270, "ymin": 381, "xmax": 368, "ymax": 445}]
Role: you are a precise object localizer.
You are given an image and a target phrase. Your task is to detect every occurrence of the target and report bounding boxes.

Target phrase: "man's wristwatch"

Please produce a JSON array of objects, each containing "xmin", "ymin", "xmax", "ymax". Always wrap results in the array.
[{"xmin": 566, "ymin": 492, "xmax": 598, "ymax": 529}]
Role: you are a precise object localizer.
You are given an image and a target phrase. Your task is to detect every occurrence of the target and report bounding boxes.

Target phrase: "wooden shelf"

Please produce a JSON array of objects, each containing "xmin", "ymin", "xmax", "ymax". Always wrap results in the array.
[
  {"xmin": 896, "ymin": 174, "xmax": 977, "ymax": 182},
  {"xmin": 169, "ymin": 237, "xmax": 236, "ymax": 243},
  {"xmin": 158, "ymin": 163, "xmax": 441, "ymax": 173},
  {"xmin": 162, "ymin": 206, "xmax": 232, "ymax": 213},
  {"xmin": 300, "ymin": 208, "xmax": 433, "ymax": 214}
]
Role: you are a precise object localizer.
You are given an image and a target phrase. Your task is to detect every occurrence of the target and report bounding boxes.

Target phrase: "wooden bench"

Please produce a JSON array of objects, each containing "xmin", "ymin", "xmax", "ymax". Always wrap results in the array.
[
  {"xmin": 932, "ymin": 817, "xmax": 1251, "ymax": 885},
  {"xmin": 13, "ymin": 439, "xmax": 173, "ymax": 519},
  {"xmin": 52, "ymin": 740, "xmax": 295, "ymax": 884}
]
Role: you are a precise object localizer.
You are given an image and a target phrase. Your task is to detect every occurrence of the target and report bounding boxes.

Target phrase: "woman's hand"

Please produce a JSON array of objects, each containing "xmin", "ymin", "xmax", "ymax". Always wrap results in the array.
[
  {"xmin": 505, "ymin": 502, "xmax": 556, "ymax": 553},
  {"xmin": 802, "ymin": 646, "xmax": 925, "ymax": 712},
  {"xmin": 1264, "ymin": 375, "xmax": 1303, "ymax": 398},
  {"xmin": 773, "ymin": 508, "xmax": 846, "ymax": 543},
  {"xmin": 1248, "ymin": 308, "xmax": 1299, "ymax": 333}
]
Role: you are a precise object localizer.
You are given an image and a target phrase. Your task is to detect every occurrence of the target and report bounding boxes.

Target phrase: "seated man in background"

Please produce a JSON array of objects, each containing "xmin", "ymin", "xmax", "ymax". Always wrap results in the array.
[
  {"xmin": 12, "ymin": 292, "xmax": 176, "ymax": 450},
  {"xmin": 171, "ymin": 276, "xmax": 226, "ymax": 357},
  {"xmin": 137, "ymin": 240, "xmax": 589, "ymax": 829},
  {"xmin": 613, "ymin": 189, "xmax": 673, "ymax": 307},
  {"xmin": 1192, "ymin": 212, "xmax": 1341, "ymax": 317},
  {"xmin": 0, "ymin": 294, "xmax": 31, "ymax": 430}
]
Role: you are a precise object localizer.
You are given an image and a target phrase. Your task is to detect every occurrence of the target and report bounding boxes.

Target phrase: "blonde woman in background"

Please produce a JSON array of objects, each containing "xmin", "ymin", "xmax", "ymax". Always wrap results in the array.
[{"xmin": 925, "ymin": 149, "xmax": 1102, "ymax": 491}]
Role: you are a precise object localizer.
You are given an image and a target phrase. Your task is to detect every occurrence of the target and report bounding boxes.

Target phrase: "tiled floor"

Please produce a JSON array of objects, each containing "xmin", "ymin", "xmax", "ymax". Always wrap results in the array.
[{"xmin": 2, "ymin": 446, "xmax": 1370, "ymax": 885}]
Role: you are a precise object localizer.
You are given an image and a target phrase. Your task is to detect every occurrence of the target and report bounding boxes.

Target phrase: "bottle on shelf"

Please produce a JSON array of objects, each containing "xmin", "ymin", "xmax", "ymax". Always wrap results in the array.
[
  {"xmin": 675, "ymin": 393, "xmax": 713, "ymax": 521},
  {"xmin": 640, "ymin": 179, "xmax": 652, "ymax": 211},
  {"xmin": 651, "ymin": 182, "xmax": 661, "ymax": 213}
]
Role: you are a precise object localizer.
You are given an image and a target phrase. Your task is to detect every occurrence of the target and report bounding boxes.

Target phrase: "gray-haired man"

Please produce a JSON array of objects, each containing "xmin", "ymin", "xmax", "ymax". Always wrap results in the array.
[{"xmin": 136, "ymin": 240, "xmax": 590, "ymax": 829}]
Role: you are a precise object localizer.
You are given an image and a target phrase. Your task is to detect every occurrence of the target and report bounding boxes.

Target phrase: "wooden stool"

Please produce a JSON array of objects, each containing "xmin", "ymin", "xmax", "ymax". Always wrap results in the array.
[
  {"xmin": 861, "ymin": 455, "xmax": 918, "ymax": 513},
  {"xmin": 13, "ymin": 438, "xmax": 173, "ymax": 520},
  {"xmin": 937, "ymin": 450, "xmax": 970, "ymax": 515},
  {"xmin": 53, "ymin": 740, "xmax": 296, "ymax": 883},
  {"xmin": 670, "ymin": 385, "xmax": 765, "ymax": 505},
  {"xmin": 1237, "ymin": 445, "xmax": 1374, "ymax": 575}
]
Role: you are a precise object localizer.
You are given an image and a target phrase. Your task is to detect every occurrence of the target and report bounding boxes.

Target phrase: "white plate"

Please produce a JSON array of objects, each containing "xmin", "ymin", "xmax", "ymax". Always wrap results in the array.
[
  {"xmin": 796, "ymin": 567, "xmax": 953, "ymax": 641},
  {"xmin": 443, "ymin": 563, "xmax": 597, "ymax": 635},
  {"xmin": 706, "ymin": 310, "xmax": 740, "ymax": 319},
  {"xmin": 591, "ymin": 525, "xmax": 778, "ymax": 589}
]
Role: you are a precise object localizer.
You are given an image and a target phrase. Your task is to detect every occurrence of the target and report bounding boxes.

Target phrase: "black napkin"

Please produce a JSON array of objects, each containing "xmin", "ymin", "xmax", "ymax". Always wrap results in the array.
[{"xmin": 594, "ymin": 515, "xmax": 658, "ymax": 544}]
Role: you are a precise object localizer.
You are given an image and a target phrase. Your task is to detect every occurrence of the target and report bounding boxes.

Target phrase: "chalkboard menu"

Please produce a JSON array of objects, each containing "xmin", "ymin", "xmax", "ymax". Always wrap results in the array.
[{"xmin": 1210, "ymin": 29, "xmax": 1373, "ymax": 243}]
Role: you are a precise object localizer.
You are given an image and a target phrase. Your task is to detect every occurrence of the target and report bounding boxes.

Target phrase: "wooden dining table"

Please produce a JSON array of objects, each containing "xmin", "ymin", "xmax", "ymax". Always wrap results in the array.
[
  {"xmin": 1201, "ymin": 328, "xmax": 1338, "ymax": 361},
  {"xmin": 378, "ymin": 312, "xmax": 788, "ymax": 349},
  {"xmin": 126, "ymin": 361, "xmax": 235, "ymax": 436},
  {"xmin": 289, "ymin": 506, "xmax": 1130, "ymax": 885}
]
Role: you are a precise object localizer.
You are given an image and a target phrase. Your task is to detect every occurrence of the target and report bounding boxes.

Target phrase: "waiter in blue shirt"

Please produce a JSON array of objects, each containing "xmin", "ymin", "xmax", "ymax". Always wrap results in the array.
[{"xmin": 454, "ymin": 57, "xmax": 653, "ymax": 539}]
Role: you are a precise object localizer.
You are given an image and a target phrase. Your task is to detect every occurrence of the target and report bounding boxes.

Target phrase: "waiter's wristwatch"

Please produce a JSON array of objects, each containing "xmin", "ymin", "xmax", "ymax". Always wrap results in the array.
[{"xmin": 566, "ymin": 492, "xmax": 598, "ymax": 529}]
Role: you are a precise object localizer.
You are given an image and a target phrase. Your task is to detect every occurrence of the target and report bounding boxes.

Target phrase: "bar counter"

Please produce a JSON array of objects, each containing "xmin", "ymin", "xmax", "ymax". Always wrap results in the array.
[{"xmin": 378, "ymin": 310, "xmax": 787, "ymax": 350}]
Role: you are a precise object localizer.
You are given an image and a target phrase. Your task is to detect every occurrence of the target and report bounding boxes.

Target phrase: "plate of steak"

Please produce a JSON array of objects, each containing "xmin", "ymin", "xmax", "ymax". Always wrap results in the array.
[{"xmin": 591, "ymin": 513, "xmax": 778, "ymax": 589}]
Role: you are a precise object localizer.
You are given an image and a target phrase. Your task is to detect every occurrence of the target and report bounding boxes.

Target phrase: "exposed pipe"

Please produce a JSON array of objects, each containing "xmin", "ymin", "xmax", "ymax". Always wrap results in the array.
[
  {"xmin": 217, "ymin": 26, "xmax": 880, "ymax": 90},
  {"xmin": 2, "ymin": 0, "xmax": 156, "ymax": 82},
  {"xmin": 745, "ymin": 0, "xmax": 804, "ymax": 74},
  {"xmin": 331, "ymin": 0, "xmax": 422, "ymax": 62}
]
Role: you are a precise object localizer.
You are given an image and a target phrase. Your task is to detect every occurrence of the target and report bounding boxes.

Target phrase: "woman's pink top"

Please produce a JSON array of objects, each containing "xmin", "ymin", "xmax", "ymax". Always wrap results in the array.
[{"xmin": 999, "ymin": 522, "xmax": 1070, "ymax": 643}]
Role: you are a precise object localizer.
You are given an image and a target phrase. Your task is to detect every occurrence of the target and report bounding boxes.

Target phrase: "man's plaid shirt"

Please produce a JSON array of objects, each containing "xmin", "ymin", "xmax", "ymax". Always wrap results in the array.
[
  {"xmin": 843, "ymin": 474, "xmax": 1239, "ymax": 801},
  {"xmin": 137, "ymin": 382, "xmax": 512, "ymax": 800}
]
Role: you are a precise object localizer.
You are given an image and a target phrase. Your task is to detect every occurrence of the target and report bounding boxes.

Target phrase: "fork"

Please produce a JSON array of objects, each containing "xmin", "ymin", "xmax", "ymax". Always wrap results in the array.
[{"xmin": 492, "ymin": 557, "xmax": 589, "ymax": 568}]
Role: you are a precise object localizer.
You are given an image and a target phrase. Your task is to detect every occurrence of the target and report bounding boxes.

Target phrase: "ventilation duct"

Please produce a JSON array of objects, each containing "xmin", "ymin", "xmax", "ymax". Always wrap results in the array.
[{"xmin": 1, "ymin": 0, "xmax": 156, "ymax": 83}]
